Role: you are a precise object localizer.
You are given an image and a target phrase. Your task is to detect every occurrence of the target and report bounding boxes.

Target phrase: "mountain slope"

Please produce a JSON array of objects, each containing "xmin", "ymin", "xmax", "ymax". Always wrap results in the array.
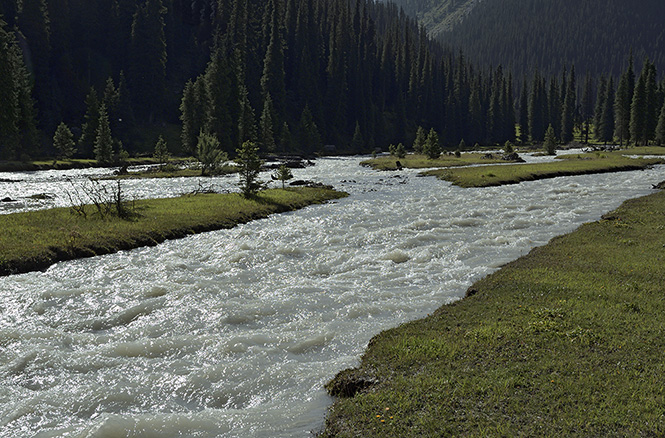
[
  {"xmin": 385, "ymin": 0, "xmax": 477, "ymax": 36},
  {"xmin": 396, "ymin": 0, "xmax": 665, "ymax": 78}
]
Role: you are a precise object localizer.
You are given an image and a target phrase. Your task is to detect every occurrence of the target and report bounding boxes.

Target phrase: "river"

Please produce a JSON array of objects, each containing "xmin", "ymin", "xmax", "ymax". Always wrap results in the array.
[{"xmin": 0, "ymin": 156, "xmax": 663, "ymax": 437}]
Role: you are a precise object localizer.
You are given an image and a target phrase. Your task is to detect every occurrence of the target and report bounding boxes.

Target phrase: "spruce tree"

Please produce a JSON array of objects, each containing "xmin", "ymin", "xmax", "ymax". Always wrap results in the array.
[
  {"xmin": 630, "ymin": 70, "xmax": 647, "ymax": 146},
  {"xmin": 94, "ymin": 104, "xmax": 113, "ymax": 165},
  {"xmin": 656, "ymin": 103, "xmax": 665, "ymax": 146},
  {"xmin": 0, "ymin": 20, "xmax": 20, "ymax": 159},
  {"xmin": 350, "ymin": 122, "xmax": 364, "ymax": 151},
  {"xmin": 259, "ymin": 94, "xmax": 276, "ymax": 153},
  {"xmin": 298, "ymin": 105, "xmax": 322, "ymax": 153},
  {"xmin": 423, "ymin": 128, "xmax": 441, "ymax": 159},
  {"xmin": 153, "ymin": 135, "xmax": 170, "ymax": 164},
  {"xmin": 279, "ymin": 122, "xmax": 292, "ymax": 152},
  {"xmin": 599, "ymin": 77, "xmax": 615, "ymax": 144},
  {"xmin": 544, "ymin": 124, "xmax": 557, "ymax": 155},
  {"xmin": 593, "ymin": 76, "xmax": 607, "ymax": 142},
  {"xmin": 238, "ymin": 83, "xmax": 257, "ymax": 146},
  {"xmin": 614, "ymin": 55, "xmax": 635, "ymax": 146},
  {"xmin": 272, "ymin": 164, "xmax": 293, "ymax": 189},
  {"xmin": 518, "ymin": 80, "xmax": 529, "ymax": 144},
  {"xmin": 413, "ymin": 126, "xmax": 426, "ymax": 154},
  {"xmin": 645, "ymin": 61, "xmax": 658, "ymax": 143},
  {"xmin": 561, "ymin": 66, "xmax": 576, "ymax": 144},
  {"xmin": 235, "ymin": 140, "xmax": 264, "ymax": 198},
  {"xmin": 197, "ymin": 132, "xmax": 227, "ymax": 176},
  {"xmin": 53, "ymin": 122, "xmax": 76, "ymax": 159},
  {"xmin": 79, "ymin": 88, "xmax": 100, "ymax": 158},
  {"xmin": 129, "ymin": 0, "xmax": 167, "ymax": 121},
  {"xmin": 580, "ymin": 72, "xmax": 594, "ymax": 144}
]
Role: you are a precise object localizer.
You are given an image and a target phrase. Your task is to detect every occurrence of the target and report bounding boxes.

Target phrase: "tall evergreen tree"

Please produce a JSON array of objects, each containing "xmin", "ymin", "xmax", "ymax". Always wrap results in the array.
[
  {"xmin": 94, "ymin": 104, "xmax": 113, "ymax": 164},
  {"xmin": 129, "ymin": 0, "xmax": 167, "ymax": 121},
  {"xmin": 645, "ymin": 61, "xmax": 659, "ymax": 143},
  {"xmin": 518, "ymin": 79, "xmax": 529, "ymax": 144},
  {"xmin": 630, "ymin": 67, "xmax": 648, "ymax": 145},
  {"xmin": 528, "ymin": 71, "xmax": 546, "ymax": 142},
  {"xmin": 53, "ymin": 122, "xmax": 76, "ymax": 159},
  {"xmin": 259, "ymin": 94, "xmax": 276, "ymax": 153},
  {"xmin": 560, "ymin": 66, "xmax": 576, "ymax": 143},
  {"xmin": 594, "ymin": 76, "xmax": 608, "ymax": 142},
  {"xmin": 656, "ymin": 101, "xmax": 665, "ymax": 146},
  {"xmin": 580, "ymin": 72, "xmax": 594, "ymax": 144},
  {"xmin": 298, "ymin": 105, "xmax": 322, "ymax": 153},
  {"xmin": 598, "ymin": 77, "xmax": 615, "ymax": 144},
  {"xmin": 614, "ymin": 54, "xmax": 635, "ymax": 146},
  {"xmin": 79, "ymin": 88, "xmax": 101, "ymax": 158}
]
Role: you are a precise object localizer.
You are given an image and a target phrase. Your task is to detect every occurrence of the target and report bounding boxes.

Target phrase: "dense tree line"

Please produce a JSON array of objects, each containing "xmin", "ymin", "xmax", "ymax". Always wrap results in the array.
[
  {"xmin": 436, "ymin": 0, "xmax": 665, "ymax": 79},
  {"xmin": 0, "ymin": 0, "xmax": 521, "ymax": 160},
  {"xmin": 1, "ymin": 0, "xmax": 665, "ymax": 163},
  {"xmin": 516, "ymin": 56, "xmax": 665, "ymax": 147}
]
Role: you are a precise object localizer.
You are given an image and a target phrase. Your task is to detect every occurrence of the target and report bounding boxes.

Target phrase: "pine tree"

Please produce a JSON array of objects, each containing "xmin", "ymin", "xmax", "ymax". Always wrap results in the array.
[
  {"xmin": 350, "ymin": 121, "xmax": 364, "ymax": 151},
  {"xmin": 94, "ymin": 104, "xmax": 113, "ymax": 165},
  {"xmin": 153, "ymin": 135, "xmax": 170, "ymax": 164},
  {"xmin": 238, "ymin": 83, "xmax": 257, "ymax": 146},
  {"xmin": 298, "ymin": 105, "xmax": 322, "ymax": 153},
  {"xmin": 518, "ymin": 79, "xmax": 529, "ymax": 144},
  {"xmin": 197, "ymin": 132, "xmax": 227, "ymax": 176},
  {"xmin": 79, "ymin": 88, "xmax": 100, "ymax": 158},
  {"xmin": 544, "ymin": 124, "xmax": 557, "ymax": 155},
  {"xmin": 272, "ymin": 164, "xmax": 293, "ymax": 189},
  {"xmin": 580, "ymin": 72, "xmax": 594, "ymax": 144},
  {"xmin": 260, "ymin": 0, "xmax": 286, "ymax": 124},
  {"xmin": 423, "ymin": 128, "xmax": 441, "ymax": 159},
  {"xmin": 259, "ymin": 94, "xmax": 276, "ymax": 153},
  {"xmin": 53, "ymin": 122, "xmax": 76, "ymax": 159},
  {"xmin": 279, "ymin": 122, "xmax": 292, "ymax": 152},
  {"xmin": 630, "ymin": 68, "xmax": 647, "ymax": 146},
  {"xmin": 599, "ymin": 77, "xmax": 615, "ymax": 144},
  {"xmin": 656, "ymin": 102, "xmax": 665, "ymax": 146},
  {"xmin": 614, "ymin": 54, "xmax": 635, "ymax": 146},
  {"xmin": 129, "ymin": 0, "xmax": 167, "ymax": 121},
  {"xmin": 560, "ymin": 66, "xmax": 576, "ymax": 143},
  {"xmin": 413, "ymin": 126, "xmax": 426, "ymax": 153},
  {"xmin": 0, "ymin": 20, "xmax": 20, "ymax": 159},
  {"xmin": 594, "ymin": 76, "xmax": 607, "ymax": 142},
  {"xmin": 528, "ymin": 71, "xmax": 546, "ymax": 142},
  {"xmin": 645, "ymin": 61, "xmax": 659, "ymax": 143},
  {"xmin": 235, "ymin": 140, "xmax": 264, "ymax": 198}
]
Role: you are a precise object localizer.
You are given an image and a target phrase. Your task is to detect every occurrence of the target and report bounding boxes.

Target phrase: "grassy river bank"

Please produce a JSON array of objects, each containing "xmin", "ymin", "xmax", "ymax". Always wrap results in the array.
[
  {"xmin": 0, "ymin": 187, "xmax": 347, "ymax": 276},
  {"xmin": 321, "ymin": 185, "xmax": 665, "ymax": 436}
]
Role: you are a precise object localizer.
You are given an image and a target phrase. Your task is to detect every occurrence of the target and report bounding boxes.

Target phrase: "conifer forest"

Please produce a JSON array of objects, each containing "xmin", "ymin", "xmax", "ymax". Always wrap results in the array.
[{"xmin": 1, "ymin": 0, "xmax": 665, "ymax": 162}]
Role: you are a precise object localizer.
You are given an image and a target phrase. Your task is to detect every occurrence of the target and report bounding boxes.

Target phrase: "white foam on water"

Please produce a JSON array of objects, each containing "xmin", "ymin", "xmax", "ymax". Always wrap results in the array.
[{"xmin": 0, "ymin": 156, "xmax": 664, "ymax": 437}]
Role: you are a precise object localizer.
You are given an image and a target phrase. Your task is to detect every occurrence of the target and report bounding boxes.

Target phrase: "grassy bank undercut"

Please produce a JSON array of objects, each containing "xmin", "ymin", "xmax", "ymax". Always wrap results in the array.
[
  {"xmin": 0, "ymin": 187, "xmax": 347, "ymax": 276},
  {"xmin": 321, "ymin": 188, "xmax": 665, "ymax": 436}
]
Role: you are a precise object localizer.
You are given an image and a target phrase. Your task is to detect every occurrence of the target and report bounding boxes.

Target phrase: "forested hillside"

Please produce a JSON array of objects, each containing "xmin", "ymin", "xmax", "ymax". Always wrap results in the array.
[
  {"xmin": 0, "ymin": 0, "xmax": 518, "ymax": 161},
  {"xmin": 380, "ymin": 0, "xmax": 476, "ymax": 37},
  {"xmin": 437, "ymin": 0, "xmax": 665, "ymax": 79}
]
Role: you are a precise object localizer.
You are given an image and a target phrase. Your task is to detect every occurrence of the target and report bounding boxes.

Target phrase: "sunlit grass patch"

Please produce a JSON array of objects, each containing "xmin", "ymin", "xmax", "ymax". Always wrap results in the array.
[
  {"xmin": 361, "ymin": 152, "xmax": 519, "ymax": 171},
  {"xmin": 321, "ymin": 189, "xmax": 665, "ymax": 437},
  {"xmin": 423, "ymin": 154, "xmax": 665, "ymax": 187},
  {"xmin": 0, "ymin": 187, "xmax": 347, "ymax": 276}
]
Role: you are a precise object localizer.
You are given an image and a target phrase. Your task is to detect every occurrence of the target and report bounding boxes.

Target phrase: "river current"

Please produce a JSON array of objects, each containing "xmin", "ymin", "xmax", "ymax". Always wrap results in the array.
[{"xmin": 1, "ymin": 156, "xmax": 664, "ymax": 437}]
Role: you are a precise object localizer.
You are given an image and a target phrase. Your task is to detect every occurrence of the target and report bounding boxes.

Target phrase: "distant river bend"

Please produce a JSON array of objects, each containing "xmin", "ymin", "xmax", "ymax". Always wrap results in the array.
[{"xmin": 0, "ymin": 156, "xmax": 663, "ymax": 437}]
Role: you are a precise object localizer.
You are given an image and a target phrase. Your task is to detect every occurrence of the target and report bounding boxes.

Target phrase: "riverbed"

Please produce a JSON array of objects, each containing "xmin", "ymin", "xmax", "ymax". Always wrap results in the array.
[{"xmin": 0, "ymin": 156, "xmax": 663, "ymax": 437}]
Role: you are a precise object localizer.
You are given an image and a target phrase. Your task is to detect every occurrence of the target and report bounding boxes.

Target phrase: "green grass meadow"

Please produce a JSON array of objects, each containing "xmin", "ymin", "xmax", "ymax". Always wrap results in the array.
[
  {"xmin": 321, "ymin": 188, "xmax": 665, "ymax": 437},
  {"xmin": 424, "ymin": 152, "xmax": 665, "ymax": 187},
  {"xmin": 0, "ymin": 187, "xmax": 347, "ymax": 276}
]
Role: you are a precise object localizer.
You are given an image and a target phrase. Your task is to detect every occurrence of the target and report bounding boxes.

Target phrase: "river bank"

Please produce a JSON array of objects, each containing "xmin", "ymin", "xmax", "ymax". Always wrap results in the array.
[
  {"xmin": 425, "ymin": 153, "xmax": 665, "ymax": 187},
  {"xmin": 321, "ymin": 186, "xmax": 665, "ymax": 436},
  {"xmin": 0, "ymin": 187, "xmax": 347, "ymax": 276}
]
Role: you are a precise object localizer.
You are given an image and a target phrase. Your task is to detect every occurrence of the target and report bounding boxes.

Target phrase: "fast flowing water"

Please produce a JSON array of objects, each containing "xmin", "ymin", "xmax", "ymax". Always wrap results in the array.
[{"xmin": 1, "ymin": 157, "xmax": 664, "ymax": 437}]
